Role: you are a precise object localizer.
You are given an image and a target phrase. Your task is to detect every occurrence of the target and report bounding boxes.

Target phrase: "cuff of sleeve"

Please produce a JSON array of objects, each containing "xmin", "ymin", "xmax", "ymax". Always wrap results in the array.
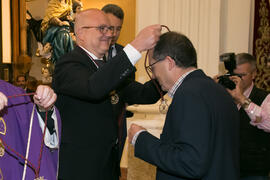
[
  {"xmin": 123, "ymin": 44, "xmax": 142, "ymax": 66},
  {"xmin": 131, "ymin": 129, "xmax": 146, "ymax": 146},
  {"xmin": 246, "ymin": 102, "xmax": 261, "ymax": 117}
]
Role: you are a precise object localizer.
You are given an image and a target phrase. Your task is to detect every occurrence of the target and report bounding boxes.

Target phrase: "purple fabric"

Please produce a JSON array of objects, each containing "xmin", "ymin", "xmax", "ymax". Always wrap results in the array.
[{"xmin": 0, "ymin": 80, "xmax": 61, "ymax": 180}]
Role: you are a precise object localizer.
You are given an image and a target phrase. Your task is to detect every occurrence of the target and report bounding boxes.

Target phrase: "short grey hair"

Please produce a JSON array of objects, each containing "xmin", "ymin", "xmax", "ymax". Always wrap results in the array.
[{"xmin": 235, "ymin": 53, "xmax": 257, "ymax": 71}]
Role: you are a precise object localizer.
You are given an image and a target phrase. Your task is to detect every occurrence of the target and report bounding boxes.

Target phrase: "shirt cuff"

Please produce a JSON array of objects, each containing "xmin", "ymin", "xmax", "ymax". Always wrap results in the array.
[
  {"xmin": 123, "ymin": 44, "xmax": 142, "ymax": 66},
  {"xmin": 131, "ymin": 129, "xmax": 146, "ymax": 146},
  {"xmin": 246, "ymin": 102, "xmax": 262, "ymax": 118}
]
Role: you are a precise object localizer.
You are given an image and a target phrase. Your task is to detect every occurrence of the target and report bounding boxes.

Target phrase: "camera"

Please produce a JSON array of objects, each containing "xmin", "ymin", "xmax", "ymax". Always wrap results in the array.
[{"xmin": 218, "ymin": 52, "xmax": 241, "ymax": 90}]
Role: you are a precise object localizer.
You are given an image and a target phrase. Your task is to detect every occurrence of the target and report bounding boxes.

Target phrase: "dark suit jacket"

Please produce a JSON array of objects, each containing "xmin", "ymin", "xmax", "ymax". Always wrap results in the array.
[
  {"xmin": 112, "ymin": 43, "xmax": 135, "ymax": 80},
  {"xmin": 111, "ymin": 43, "xmax": 136, "ymax": 161},
  {"xmin": 135, "ymin": 70, "xmax": 240, "ymax": 180},
  {"xmin": 53, "ymin": 46, "xmax": 160, "ymax": 180}
]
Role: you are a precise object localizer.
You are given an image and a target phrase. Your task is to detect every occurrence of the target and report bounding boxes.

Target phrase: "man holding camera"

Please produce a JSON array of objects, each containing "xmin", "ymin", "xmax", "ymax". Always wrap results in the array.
[{"xmin": 217, "ymin": 53, "xmax": 270, "ymax": 180}]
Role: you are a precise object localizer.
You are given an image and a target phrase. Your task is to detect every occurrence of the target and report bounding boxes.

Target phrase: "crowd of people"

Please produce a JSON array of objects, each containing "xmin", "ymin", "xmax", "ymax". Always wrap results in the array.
[{"xmin": 0, "ymin": 2, "xmax": 270, "ymax": 180}]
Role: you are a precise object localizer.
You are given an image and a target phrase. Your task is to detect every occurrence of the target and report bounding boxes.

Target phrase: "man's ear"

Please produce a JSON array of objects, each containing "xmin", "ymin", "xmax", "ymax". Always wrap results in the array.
[
  {"xmin": 167, "ymin": 56, "xmax": 176, "ymax": 71},
  {"xmin": 75, "ymin": 29, "xmax": 83, "ymax": 43},
  {"xmin": 251, "ymin": 70, "xmax": 257, "ymax": 80}
]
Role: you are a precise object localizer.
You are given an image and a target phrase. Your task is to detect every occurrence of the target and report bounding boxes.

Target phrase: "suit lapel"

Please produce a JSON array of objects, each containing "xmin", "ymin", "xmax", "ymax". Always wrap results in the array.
[{"xmin": 74, "ymin": 46, "xmax": 100, "ymax": 70}]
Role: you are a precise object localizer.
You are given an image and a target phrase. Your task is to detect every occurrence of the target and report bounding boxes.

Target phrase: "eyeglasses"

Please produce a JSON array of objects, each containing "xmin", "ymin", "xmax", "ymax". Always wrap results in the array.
[
  {"xmin": 145, "ymin": 60, "xmax": 163, "ymax": 73},
  {"xmin": 111, "ymin": 26, "xmax": 122, "ymax": 33},
  {"xmin": 236, "ymin": 71, "xmax": 254, "ymax": 77},
  {"xmin": 81, "ymin": 25, "xmax": 114, "ymax": 34},
  {"xmin": 237, "ymin": 73, "xmax": 249, "ymax": 77}
]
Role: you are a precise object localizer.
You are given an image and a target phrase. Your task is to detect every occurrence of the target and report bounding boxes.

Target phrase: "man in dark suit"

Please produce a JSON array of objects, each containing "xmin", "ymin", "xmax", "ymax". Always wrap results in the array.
[
  {"xmin": 102, "ymin": 4, "xmax": 135, "ymax": 162},
  {"xmin": 53, "ymin": 9, "xmax": 162, "ymax": 180},
  {"xmin": 102, "ymin": 4, "xmax": 125, "ymax": 61},
  {"xmin": 128, "ymin": 31, "xmax": 240, "ymax": 180}
]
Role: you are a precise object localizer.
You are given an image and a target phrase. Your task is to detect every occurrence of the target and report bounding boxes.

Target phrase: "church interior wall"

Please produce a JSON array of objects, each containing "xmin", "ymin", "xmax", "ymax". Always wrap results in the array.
[{"xmin": 1, "ymin": 0, "xmax": 254, "ymax": 81}]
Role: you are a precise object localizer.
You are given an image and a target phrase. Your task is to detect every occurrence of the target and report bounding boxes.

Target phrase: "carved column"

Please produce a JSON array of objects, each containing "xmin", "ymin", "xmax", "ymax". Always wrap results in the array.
[{"xmin": 12, "ymin": 0, "xmax": 32, "ymax": 81}]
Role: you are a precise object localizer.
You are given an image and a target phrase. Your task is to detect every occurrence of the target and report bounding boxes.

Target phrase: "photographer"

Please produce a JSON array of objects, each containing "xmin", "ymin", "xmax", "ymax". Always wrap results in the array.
[{"xmin": 215, "ymin": 53, "xmax": 270, "ymax": 180}]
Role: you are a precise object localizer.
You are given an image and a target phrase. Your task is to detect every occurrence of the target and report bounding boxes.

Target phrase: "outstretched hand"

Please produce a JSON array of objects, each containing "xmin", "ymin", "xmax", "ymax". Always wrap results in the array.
[
  {"xmin": 33, "ymin": 85, "xmax": 57, "ymax": 111},
  {"xmin": 130, "ymin": 24, "xmax": 162, "ymax": 52}
]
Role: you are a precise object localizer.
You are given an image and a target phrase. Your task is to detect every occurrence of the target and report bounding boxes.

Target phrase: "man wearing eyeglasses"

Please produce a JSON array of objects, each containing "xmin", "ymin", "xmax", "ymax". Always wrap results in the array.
[
  {"xmin": 102, "ymin": 4, "xmax": 126, "ymax": 61},
  {"xmin": 53, "ymin": 8, "xmax": 162, "ymax": 180},
  {"xmin": 224, "ymin": 53, "xmax": 270, "ymax": 180},
  {"xmin": 128, "ymin": 32, "xmax": 240, "ymax": 180},
  {"xmin": 102, "ymin": 4, "xmax": 136, "ymax": 164}
]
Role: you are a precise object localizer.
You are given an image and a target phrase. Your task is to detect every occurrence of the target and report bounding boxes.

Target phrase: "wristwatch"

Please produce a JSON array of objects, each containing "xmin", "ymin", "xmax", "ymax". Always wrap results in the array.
[{"xmin": 241, "ymin": 98, "xmax": 252, "ymax": 109}]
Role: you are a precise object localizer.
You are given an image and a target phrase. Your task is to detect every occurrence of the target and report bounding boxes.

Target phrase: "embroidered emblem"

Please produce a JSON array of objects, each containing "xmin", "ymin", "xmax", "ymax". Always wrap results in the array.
[
  {"xmin": 110, "ymin": 91, "xmax": 119, "ymax": 104},
  {"xmin": 0, "ymin": 139, "xmax": 4, "ymax": 157},
  {"xmin": 0, "ymin": 117, "xmax": 6, "ymax": 135}
]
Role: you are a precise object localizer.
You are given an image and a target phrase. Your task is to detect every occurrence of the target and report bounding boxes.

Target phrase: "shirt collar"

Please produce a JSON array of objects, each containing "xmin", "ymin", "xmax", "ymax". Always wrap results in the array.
[
  {"xmin": 243, "ymin": 82, "xmax": 254, "ymax": 98},
  {"xmin": 79, "ymin": 45, "xmax": 100, "ymax": 60},
  {"xmin": 168, "ymin": 69, "xmax": 197, "ymax": 98}
]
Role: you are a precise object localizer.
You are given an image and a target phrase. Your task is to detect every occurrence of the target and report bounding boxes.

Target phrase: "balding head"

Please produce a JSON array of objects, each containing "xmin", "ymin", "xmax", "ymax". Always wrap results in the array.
[
  {"xmin": 74, "ymin": 9, "xmax": 113, "ymax": 58},
  {"xmin": 75, "ymin": 9, "xmax": 102, "ymax": 35}
]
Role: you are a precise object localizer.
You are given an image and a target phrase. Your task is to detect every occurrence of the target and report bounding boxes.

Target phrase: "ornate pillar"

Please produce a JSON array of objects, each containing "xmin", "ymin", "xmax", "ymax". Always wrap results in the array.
[{"xmin": 12, "ymin": 0, "xmax": 31, "ymax": 81}]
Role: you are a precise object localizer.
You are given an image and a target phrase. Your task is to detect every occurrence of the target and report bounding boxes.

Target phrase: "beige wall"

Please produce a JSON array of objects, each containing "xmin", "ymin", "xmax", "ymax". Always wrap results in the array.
[
  {"xmin": 136, "ymin": 0, "xmax": 221, "ymax": 80},
  {"xmin": 135, "ymin": 0, "xmax": 254, "ymax": 79},
  {"xmin": 220, "ymin": 0, "xmax": 253, "ymax": 55},
  {"xmin": 81, "ymin": 0, "xmax": 136, "ymax": 47},
  {"xmin": 1, "ymin": 0, "xmax": 12, "ymax": 63}
]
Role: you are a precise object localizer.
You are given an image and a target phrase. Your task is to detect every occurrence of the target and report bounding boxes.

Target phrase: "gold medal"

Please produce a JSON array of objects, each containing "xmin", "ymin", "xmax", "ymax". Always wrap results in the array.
[
  {"xmin": 111, "ymin": 93, "xmax": 119, "ymax": 104},
  {"xmin": 0, "ymin": 139, "xmax": 4, "ymax": 157},
  {"xmin": 159, "ymin": 99, "xmax": 168, "ymax": 114}
]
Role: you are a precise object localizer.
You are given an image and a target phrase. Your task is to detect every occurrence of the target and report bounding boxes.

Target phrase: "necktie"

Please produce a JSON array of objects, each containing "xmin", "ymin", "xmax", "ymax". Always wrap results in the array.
[
  {"xmin": 111, "ymin": 46, "xmax": 116, "ymax": 58},
  {"xmin": 37, "ymin": 109, "xmax": 55, "ymax": 134},
  {"xmin": 108, "ymin": 45, "xmax": 116, "ymax": 61}
]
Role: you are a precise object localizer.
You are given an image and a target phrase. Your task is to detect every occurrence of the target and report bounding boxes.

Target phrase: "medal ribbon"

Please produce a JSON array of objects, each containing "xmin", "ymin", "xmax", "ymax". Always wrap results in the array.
[
  {"xmin": 0, "ymin": 92, "xmax": 48, "ymax": 179},
  {"xmin": 87, "ymin": 53, "xmax": 99, "ymax": 68},
  {"xmin": 144, "ymin": 25, "xmax": 171, "ymax": 113}
]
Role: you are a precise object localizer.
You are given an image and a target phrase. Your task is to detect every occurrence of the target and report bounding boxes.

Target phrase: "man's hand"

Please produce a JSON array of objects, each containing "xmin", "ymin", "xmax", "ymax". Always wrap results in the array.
[
  {"xmin": 130, "ymin": 24, "xmax": 162, "ymax": 52},
  {"xmin": 0, "ymin": 92, "xmax": 8, "ymax": 111},
  {"xmin": 128, "ymin": 123, "xmax": 146, "ymax": 144},
  {"xmin": 227, "ymin": 76, "xmax": 246, "ymax": 104},
  {"xmin": 33, "ymin": 85, "xmax": 57, "ymax": 111}
]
